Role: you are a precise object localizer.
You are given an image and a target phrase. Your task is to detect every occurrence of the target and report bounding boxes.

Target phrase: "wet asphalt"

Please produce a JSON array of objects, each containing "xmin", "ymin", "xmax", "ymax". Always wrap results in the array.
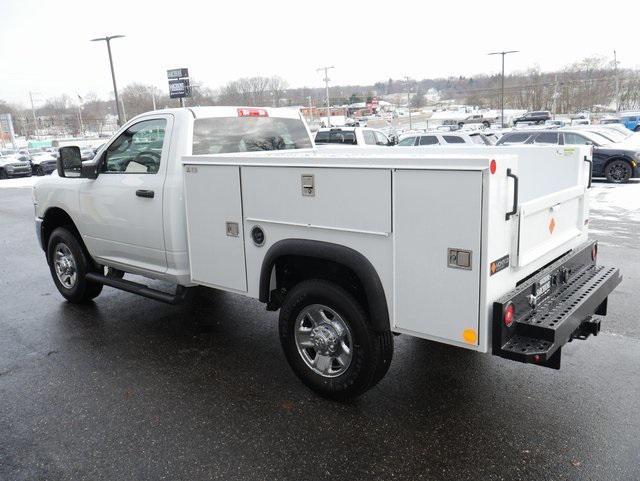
[{"xmin": 0, "ymin": 185, "xmax": 638, "ymax": 481}]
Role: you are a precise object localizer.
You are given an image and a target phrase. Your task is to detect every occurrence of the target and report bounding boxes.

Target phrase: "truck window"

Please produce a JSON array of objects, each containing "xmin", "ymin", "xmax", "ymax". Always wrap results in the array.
[
  {"xmin": 104, "ymin": 119, "xmax": 166, "ymax": 174},
  {"xmin": 363, "ymin": 130, "xmax": 377, "ymax": 145},
  {"xmin": 193, "ymin": 117, "xmax": 312, "ymax": 154},
  {"xmin": 563, "ymin": 133, "xmax": 590, "ymax": 145},
  {"xmin": 374, "ymin": 131, "xmax": 389, "ymax": 145}
]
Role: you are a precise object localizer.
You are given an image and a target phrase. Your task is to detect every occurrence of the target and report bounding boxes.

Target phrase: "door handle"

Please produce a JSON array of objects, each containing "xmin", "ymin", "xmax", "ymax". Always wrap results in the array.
[{"xmin": 136, "ymin": 189, "xmax": 155, "ymax": 198}]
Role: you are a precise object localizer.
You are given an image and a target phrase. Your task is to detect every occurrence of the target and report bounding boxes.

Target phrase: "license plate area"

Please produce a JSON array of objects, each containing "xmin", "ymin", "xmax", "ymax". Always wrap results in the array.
[{"xmin": 534, "ymin": 274, "xmax": 551, "ymax": 301}]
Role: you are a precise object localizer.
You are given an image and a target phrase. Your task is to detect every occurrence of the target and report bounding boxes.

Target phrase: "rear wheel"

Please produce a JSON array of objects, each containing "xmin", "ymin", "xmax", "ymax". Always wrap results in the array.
[
  {"xmin": 279, "ymin": 279, "xmax": 393, "ymax": 400},
  {"xmin": 47, "ymin": 227, "xmax": 103, "ymax": 303},
  {"xmin": 604, "ymin": 159, "xmax": 633, "ymax": 183},
  {"xmin": 36, "ymin": 166, "xmax": 44, "ymax": 176},
  {"xmin": 0, "ymin": 169, "xmax": 7, "ymax": 179}
]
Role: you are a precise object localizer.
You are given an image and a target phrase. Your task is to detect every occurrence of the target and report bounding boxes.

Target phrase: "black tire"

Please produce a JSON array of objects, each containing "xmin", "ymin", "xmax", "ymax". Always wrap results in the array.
[
  {"xmin": 0, "ymin": 169, "xmax": 7, "ymax": 180},
  {"xmin": 36, "ymin": 166, "xmax": 44, "ymax": 176},
  {"xmin": 47, "ymin": 227, "xmax": 103, "ymax": 303},
  {"xmin": 279, "ymin": 279, "xmax": 393, "ymax": 400},
  {"xmin": 604, "ymin": 159, "xmax": 633, "ymax": 183},
  {"xmin": 635, "ymin": 126, "xmax": 640, "ymax": 133}
]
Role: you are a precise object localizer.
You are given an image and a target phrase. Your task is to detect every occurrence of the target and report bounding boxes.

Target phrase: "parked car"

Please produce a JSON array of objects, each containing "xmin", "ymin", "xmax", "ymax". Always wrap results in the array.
[
  {"xmin": 314, "ymin": 127, "xmax": 394, "ymax": 147},
  {"xmin": 29, "ymin": 152, "xmax": 58, "ymax": 175},
  {"xmin": 513, "ymin": 111, "xmax": 551, "ymax": 125},
  {"xmin": 545, "ymin": 119, "xmax": 569, "ymax": 128},
  {"xmin": 80, "ymin": 148, "xmax": 96, "ymax": 161},
  {"xmin": 619, "ymin": 112, "xmax": 640, "ymax": 132},
  {"xmin": 397, "ymin": 131, "xmax": 492, "ymax": 146},
  {"xmin": 0, "ymin": 153, "xmax": 33, "ymax": 179},
  {"xmin": 496, "ymin": 129, "xmax": 640, "ymax": 183}
]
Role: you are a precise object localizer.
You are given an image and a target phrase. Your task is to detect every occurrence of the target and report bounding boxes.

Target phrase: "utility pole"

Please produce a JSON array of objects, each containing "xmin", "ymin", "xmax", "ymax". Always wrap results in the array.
[
  {"xmin": 316, "ymin": 66, "xmax": 334, "ymax": 127},
  {"xmin": 151, "ymin": 89, "xmax": 157, "ymax": 110},
  {"xmin": 404, "ymin": 76, "xmax": 413, "ymax": 130},
  {"xmin": 614, "ymin": 50, "xmax": 620, "ymax": 113},
  {"xmin": 91, "ymin": 35, "xmax": 125, "ymax": 126},
  {"xmin": 28, "ymin": 91, "xmax": 38, "ymax": 138},
  {"xmin": 488, "ymin": 50, "xmax": 519, "ymax": 128},
  {"xmin": 77, "ymin": 97, "xmax": 84, "ymax": 137},
  {"xmin": 307, "ymin": 96, "xmax": 313, "ymax": 123}
]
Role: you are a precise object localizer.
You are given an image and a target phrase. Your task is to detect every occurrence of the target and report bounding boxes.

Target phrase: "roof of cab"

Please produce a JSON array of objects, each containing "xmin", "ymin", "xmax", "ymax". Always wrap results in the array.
[{"xmin": 136, "ymin": 106, "xmax": 303, "ymax": 120}]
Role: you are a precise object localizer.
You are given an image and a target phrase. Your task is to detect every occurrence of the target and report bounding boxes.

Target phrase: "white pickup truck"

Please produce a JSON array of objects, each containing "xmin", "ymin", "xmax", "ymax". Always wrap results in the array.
[{"xmin": 34, "ymin": 106, "xmax": 621, "ymax": 399}]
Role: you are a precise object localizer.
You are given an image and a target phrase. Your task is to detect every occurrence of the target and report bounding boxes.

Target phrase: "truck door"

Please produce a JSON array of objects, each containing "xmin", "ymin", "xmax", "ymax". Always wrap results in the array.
[{"xmin": 78, "ymin": 115, "xmax": 173, "ymax": 272}]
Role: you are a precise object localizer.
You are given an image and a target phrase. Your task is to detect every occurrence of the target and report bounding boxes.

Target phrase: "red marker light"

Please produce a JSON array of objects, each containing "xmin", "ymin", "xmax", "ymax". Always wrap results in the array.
[
  {"xmin": 490, "ymin": 159, "xmax": 496, "ymax": 174},
  {"xmin": 237, "ymin": 108, "xmax": 269, "ymax": 117},
  {"xmin": 503, "ymin": 303, "xmax": 514, "ymax": 327}
]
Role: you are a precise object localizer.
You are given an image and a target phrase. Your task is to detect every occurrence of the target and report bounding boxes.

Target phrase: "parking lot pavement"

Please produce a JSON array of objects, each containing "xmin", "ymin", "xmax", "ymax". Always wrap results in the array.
[{"xmin": 0, "ymin": 184, "xmax": 639, "ymax": 481}]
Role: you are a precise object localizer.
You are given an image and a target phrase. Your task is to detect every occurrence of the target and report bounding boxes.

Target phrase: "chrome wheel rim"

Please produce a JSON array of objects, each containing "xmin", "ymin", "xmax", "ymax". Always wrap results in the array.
[
  {"xmin": 294, "ymin": 304, "xmax": 353, "ymax": 378},
  {"xmin": 53, "ymin": 243, "xmax": 77, "ymax": 289}
]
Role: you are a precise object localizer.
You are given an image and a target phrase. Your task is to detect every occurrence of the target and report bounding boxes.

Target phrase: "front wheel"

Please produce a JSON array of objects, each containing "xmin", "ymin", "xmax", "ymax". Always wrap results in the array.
[
  {"xmin": 604, "ymin": 159, "xmax": 633, "ymax": 183},
  {"xmin": 47, "ymin": 227, "xmax": 103, "ymax": 303},
  {"xmin": 279, "ymin": 279, "xmax": 393, "ymax": 400}
]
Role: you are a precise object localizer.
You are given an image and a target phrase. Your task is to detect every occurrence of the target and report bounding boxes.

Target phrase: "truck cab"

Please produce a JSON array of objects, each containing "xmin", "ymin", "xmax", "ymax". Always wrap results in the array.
[{"xmin": 34, "ymin": 107, "xmax": 313, "ymax": 285}]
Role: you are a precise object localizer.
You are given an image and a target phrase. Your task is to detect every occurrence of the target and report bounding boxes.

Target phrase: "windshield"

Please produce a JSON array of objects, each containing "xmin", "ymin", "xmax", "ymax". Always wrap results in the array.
[{"xmin": 192, "ymin": 117, "xmax": 312, "ymax": 154}]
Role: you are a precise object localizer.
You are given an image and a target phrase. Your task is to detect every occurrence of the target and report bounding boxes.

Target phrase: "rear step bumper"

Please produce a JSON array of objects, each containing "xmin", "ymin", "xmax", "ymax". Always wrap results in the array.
[{"xmin": 493, "ymin": 241, "xmax": 622, "ymax": 369}]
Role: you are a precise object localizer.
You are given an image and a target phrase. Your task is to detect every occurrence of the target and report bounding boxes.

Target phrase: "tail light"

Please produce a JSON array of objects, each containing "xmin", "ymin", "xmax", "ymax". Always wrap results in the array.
[
  {"xmin": 237, "ymin": 108, "xmax": 268, "ymax": 117},
  {"xmin": 591, "ymin": 243, "xmax": 598, "ymax": 262},
  {"xmin": 503, "ymin": 302, "xmax": 515, "ymax": 327},
  {"xmin": 490, "ymin": 159, "xmax": 496, "ymax": 174}
]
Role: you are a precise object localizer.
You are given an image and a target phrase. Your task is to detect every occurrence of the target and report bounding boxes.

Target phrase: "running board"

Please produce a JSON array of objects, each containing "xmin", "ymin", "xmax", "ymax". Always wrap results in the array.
[{"xmin": 85, "ymin": 272, "xmax": 190, "ymax": 305}]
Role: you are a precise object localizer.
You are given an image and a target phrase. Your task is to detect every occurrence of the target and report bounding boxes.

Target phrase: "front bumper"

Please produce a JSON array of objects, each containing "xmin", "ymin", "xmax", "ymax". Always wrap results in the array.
[{"xmin": 493, "ymin": 241, "xmax": 622, "ymax": 369}]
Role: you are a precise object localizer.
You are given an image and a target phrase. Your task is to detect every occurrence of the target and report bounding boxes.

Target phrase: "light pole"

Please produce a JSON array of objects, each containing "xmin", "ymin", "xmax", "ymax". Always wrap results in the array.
[
  {"xmin": 91, "ymin": 35, "xmax": 125, "ymax": 126},
  {"xmin": 316, "ymin": 66, "xmax": 334, "ymax": 127},
  {"xmin": 404, "ymin": 76, "xmax": 413, "ymax": 130},
  {"xmin": 488, "ymin": 50, "xmax": 519, "ymax": 128},
  {"xmin": 613, "ymin": 50, "xmax": 620, "ymax": 113}
]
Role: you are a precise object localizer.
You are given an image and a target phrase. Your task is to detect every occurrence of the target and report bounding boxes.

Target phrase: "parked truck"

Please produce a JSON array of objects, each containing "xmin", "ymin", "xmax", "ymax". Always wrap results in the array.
[{"xmin": 33, "ymin": 107, "xmax": 621, "ymax": 399}]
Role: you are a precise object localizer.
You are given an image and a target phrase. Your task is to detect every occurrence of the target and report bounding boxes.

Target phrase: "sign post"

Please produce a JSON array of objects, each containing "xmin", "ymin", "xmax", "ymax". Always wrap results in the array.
[
  {"xmin": 0, "ymin": 113, "xmax": 17, "ymax": 149},
  {"xmin": 167, "ymin": 68, "xmax": 191, "ymax": 107}
]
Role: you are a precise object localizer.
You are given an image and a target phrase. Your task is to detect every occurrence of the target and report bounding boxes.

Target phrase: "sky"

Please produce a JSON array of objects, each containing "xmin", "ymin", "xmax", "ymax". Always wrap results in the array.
[{"xmin": 1, "ymin": 0, "xmax": 638, "ymax": 107}]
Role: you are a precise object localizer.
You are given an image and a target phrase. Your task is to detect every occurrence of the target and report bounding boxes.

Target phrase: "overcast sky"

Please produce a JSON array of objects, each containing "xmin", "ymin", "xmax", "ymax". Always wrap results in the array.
[{"xmin": 1, "ymin": 0, "xmax": 638, "ymax": 106}]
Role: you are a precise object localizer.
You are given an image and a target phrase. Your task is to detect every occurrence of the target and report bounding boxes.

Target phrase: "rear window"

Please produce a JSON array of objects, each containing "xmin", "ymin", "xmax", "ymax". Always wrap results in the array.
[
  {"xmin": 192, "ymin": 117, "xmax": 312, "ymax": 154},
  {"xmin": 314, "ymin": 130, "xmax": 357, "ymax": 145},
  {"xmin": 443, "ymin": 135, "xmax": 465, "ymax": 144},
  {"xmin": 469, "ymin": 134, "xmax": 485, "ymax": 145}
]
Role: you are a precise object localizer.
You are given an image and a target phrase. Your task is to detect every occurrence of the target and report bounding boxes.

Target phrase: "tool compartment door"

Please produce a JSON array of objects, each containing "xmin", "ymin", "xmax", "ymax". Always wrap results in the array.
[
  {"xmin": 394, "ymin": 170, "xmax": 483, "ymax": 345},
  {"xmin": 183, "ymin": 165, "xmax": 247, "ymax": 292}
]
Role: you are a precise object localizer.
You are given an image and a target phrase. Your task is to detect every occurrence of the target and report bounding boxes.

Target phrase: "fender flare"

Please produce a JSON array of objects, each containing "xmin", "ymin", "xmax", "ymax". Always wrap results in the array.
[{"xmin": 259, "ymin": 239, "xmax": 390, "ymax": 332}]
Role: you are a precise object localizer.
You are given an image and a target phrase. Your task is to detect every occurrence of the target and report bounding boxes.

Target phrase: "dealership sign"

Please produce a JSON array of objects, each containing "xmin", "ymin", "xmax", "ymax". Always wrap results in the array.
[{"xmin": 167, "ymin": 68, "xmax": 191, "ymax": 99}]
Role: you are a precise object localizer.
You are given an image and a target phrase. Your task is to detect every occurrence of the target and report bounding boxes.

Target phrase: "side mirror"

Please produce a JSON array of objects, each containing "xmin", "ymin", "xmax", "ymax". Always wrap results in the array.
[
  {"xmin": 57, "ymin": 146, "xmax": 82, "ymax": 177},
  {"xmin": 57, "ymin": 146, "xmax": 100, "ymax": 179}
]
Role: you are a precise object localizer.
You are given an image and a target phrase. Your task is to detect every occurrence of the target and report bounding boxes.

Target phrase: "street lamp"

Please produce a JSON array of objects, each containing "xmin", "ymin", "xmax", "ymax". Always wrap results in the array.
[
  {"xmin": 316, "ymin": 66, "xmax": 334, "ymax": 127},
  {"xmin": 91, "ymin": 35, "xmax": 125, "ymax": 126},
  {"xmin": 488, "ymin": 50, "xmax": 519, "ymax": 128}
]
